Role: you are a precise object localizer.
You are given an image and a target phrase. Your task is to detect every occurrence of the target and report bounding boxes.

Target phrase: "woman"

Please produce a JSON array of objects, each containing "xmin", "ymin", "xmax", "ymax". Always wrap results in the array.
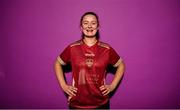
[{"xmin": 54, "ymin": 12, "xmax": 125, "ymax": 109}]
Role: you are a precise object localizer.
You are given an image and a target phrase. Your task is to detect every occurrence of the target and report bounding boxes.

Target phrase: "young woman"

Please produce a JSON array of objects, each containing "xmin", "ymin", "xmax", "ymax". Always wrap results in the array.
[{"xmin": 54, "ymin": 12, "xmax": 125, "ymax": 109}]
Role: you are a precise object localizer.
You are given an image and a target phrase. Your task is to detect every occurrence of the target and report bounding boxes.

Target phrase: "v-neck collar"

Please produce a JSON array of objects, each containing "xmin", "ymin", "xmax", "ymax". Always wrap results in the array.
[{"xmin": 81, "ymin": 39, "xmax": 99, "ymax": 48}]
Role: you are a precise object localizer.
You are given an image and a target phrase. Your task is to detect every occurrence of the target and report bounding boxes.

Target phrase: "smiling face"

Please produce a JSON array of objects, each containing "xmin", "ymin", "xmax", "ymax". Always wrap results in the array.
[{"xmin": 81, "ymin": 14, "xmax": 99, "ymax": 38}]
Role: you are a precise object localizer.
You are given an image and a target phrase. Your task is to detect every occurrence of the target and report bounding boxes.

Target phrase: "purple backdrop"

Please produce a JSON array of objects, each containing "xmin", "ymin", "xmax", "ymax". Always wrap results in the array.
[{"xmin": 0, "ymin": 0, "xmax": 180, "ymax": 109}]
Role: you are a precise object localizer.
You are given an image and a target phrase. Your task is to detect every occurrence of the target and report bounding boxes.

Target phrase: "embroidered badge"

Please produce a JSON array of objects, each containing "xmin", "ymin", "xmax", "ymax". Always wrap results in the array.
[{"xmin": 85, "ymin": 53, "xmax": 95, "ymax": 68}]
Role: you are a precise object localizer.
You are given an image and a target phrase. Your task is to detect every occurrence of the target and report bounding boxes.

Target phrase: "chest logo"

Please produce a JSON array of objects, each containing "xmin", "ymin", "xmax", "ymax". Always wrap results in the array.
[{"xmin": 85, "ymin": 53, "xmax": 95, "ymax": 68}]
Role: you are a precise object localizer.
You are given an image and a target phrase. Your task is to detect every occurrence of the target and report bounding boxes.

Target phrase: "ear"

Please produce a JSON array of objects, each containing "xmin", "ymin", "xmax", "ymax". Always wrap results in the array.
[
  {"xmin": 80, "ymin": 26, "xmax": 83, "ymax": 31},
  {"xmin": 97, "ymin": 26, "xmax": 100, "ymax": 30}
]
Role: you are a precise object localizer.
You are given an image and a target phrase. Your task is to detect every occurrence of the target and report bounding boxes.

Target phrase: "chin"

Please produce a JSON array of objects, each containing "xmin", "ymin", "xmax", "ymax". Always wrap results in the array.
[
  {"xmin": 84, "ymin": 33, "xmax": 96, "ymax": 37},
  {"xmin": 84, "ymin": 34, "xmax": 96, "ymax": 38}
]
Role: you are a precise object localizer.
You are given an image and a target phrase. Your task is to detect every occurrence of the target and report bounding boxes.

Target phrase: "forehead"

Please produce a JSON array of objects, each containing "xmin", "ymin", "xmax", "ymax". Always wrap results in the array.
[{"xmin": 83, "ymin": 14, "xmax": 97, "ymax": 21}]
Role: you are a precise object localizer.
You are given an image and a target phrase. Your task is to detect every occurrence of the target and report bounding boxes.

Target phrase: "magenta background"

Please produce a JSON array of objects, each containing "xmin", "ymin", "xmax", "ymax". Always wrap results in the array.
[{"xmin": 0, "ymin": 0, "xmax": 180, "ymax": 109}]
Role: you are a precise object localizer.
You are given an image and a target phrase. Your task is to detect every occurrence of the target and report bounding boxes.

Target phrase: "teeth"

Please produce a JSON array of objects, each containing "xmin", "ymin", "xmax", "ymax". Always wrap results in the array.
[{"xmin": 86, "ymin": 30, "xmax": 93, "ymax": 32}]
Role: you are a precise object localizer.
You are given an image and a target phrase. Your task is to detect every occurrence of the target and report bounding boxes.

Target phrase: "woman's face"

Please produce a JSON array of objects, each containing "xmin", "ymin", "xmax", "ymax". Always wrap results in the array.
[{"xmin": 81, "ymin": 14, "xmax": 99, "ymax": 38}]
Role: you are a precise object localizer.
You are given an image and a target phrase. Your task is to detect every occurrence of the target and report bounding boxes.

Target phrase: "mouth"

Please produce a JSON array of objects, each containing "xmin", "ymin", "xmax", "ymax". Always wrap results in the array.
[{"xmin": 86, "ymin": 29, "xmax": 93, "ymax": 32}]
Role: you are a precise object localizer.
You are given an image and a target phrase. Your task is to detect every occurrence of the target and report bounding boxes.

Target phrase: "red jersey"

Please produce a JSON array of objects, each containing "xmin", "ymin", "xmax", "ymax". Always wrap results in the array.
[{"xmin": 57, "ymin": 39, "xmax": 122, "ymax": 108}]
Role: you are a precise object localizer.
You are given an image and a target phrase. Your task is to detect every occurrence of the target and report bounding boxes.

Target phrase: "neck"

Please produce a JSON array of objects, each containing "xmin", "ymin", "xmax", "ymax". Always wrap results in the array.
[{"xmin": 83, "ymin": 36, "xmax": 97, "ymax": 46}]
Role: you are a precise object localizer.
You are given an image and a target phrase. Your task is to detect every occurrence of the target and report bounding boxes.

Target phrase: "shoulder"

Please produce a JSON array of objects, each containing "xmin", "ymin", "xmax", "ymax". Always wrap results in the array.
[
  {"xmin": 98, "ymin": 41, "xmax": 111, "ymax": 49},
  {"xmin": 69, "ymin": 40, "xmax": 83, "ymax": 47}
]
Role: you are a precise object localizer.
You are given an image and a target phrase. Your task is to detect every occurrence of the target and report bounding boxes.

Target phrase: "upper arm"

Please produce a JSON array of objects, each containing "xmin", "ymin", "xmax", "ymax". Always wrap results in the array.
[
  {"xmin": 109, "ymin": 47, "xmax": 123, "ymax": 67},
  {"xmin": 57, "ymin": 45, "xmax": 71, "ymax": 65}
]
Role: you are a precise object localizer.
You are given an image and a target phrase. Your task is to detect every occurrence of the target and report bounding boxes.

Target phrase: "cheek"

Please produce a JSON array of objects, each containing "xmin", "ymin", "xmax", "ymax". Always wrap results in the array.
[
  {"xmin": 82, "ymin": 26, "xmax": 88, "ymax": 30},
  {"xmin": 81, "ymin": 26, "xmax": 86, "ymax": 32},
  {"xmin": 93, "ymin": 27, "xmax": 98, "ymax": 32},
  {"xmin": 92, "ymin": 24, "xmax": 98, "ymax": 28},
  {"xmin": 82, "ymin": 30, "xmax": 87, "ymax": 34},
  {"xmin": 93, "ymin": 30, "xmax": 98, "ymax": 34}
]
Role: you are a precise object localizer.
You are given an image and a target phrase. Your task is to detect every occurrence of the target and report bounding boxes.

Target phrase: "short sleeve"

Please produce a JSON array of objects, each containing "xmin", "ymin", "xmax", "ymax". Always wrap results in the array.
[
  {"xmin": 109, "ymin": 47, "xmax": 123, "ymax": 67},
  {"xmin": 57, "ymin": 45, "xmax": 71, "ymax": 65}
]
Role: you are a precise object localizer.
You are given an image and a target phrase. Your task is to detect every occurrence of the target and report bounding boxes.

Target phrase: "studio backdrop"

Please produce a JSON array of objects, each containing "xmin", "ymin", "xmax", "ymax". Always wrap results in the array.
[{"xmin": 0, "ymin": 0, "xmax": 180, "ymax": 109}]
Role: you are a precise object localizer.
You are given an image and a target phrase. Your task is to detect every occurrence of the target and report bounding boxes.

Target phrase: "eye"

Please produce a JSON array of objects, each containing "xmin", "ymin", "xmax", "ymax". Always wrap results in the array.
[
  {"xmin": 83, "ymin": 22, "xmax": 88, "ymax": 25},
  {"xmin": 92, "ymin": 22, "xmax": 97, "ymax": 25}
]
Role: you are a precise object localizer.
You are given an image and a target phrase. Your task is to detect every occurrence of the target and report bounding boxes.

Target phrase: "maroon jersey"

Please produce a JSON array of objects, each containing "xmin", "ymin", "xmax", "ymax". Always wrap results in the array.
[{"xmin": 57, "ymin": 40, "xmax": 122, "ymax": 108}]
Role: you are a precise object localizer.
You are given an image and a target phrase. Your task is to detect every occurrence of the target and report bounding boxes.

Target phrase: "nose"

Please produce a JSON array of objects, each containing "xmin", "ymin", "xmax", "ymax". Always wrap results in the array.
[{"xmin": 88, "ymin": 24, "xmax": 92, "ymax": 28}]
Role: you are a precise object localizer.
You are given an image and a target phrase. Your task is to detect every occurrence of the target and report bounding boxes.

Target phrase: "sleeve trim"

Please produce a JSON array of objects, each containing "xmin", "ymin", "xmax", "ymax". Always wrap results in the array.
[
  {"xmin": 57, "ymin": 56, "xmax": 66, "ymax": 65},
  {"xmin": 113, "ymin": 58, "xmax": 123, "ymax": 67}
]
